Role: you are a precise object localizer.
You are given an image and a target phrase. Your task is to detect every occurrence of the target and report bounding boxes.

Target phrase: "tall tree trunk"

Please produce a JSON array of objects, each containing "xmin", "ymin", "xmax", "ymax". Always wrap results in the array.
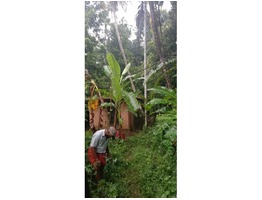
[
  {"xmin": 144, "ymin": 1, "xmax": 147, "ymax": 127},
  {"xmin": 113, "ymin": 11, "xmax": 136, "ymax": 92},
  {"xmin": 149, "ymin": 2, "xmax": 172, "ymax": 89},
  {"xmin": 156, "ymin": 3, "xmax": 163, "ymax": 41}
]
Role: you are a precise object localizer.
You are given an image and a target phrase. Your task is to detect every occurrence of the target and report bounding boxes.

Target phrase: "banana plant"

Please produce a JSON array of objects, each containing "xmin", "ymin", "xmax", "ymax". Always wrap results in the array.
[
  {"xmin": 102, "ymin": 53, "xmax": 141, "ymax": 129},
  {"xmin": 86, "ymin": 75, "xmax": 106, "ymax": 132},
  {"xmin": 146, "ymin": 86, "xmax": 177, "ymax": 146},
  {"xmin": 139, "ymin": 58, "xmax": 176, "ymax": 86},
  {"xmin": 146, "ymin": 86, "xmax": 176, "ymax": 116}
]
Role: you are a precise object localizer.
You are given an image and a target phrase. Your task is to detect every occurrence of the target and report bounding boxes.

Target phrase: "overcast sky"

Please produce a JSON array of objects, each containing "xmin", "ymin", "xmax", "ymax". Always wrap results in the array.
[{"xmin": 113, "ymin": 1, "xmax": 172, "ymax": 40}]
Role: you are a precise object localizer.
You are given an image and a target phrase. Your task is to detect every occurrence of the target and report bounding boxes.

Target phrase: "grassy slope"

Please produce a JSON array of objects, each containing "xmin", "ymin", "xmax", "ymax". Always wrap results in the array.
[{"xmin": 86, "ymin": 125, "xmax": 177, "ymax": 198}]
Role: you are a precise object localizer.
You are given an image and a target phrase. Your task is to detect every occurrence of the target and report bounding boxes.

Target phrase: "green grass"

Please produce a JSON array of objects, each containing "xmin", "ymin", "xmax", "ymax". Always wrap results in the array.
[{"xmin": 85, "ymin": 120, "xmax": 177, "ymax": 198}]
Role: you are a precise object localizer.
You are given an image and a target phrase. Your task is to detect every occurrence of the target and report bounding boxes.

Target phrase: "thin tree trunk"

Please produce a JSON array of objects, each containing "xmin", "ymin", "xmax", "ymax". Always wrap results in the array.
[
  {"xmin": 149, "ymin": 2, "xmax": 172, "ymax": 89},
  {"xmin": 144, "ymin": 1, "xmax": 147, "ymax": 127},
  {"xmin": 157, "ymin": 4, "xmax": 163, "ymax": 41},
  {"xmin": 113, "ymin": 11, "xmax": 136, "ymax": 92}
]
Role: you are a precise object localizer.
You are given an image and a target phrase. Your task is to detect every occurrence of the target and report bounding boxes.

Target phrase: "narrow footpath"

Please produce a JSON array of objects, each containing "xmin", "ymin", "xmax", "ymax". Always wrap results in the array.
[{"xmin": 90, "ymin": 127, "xmax": 177, "ymax": 198}]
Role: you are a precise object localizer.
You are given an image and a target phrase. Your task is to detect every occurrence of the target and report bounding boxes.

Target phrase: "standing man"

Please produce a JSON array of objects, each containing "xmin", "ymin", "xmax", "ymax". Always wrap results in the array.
[{"xmin": 87, "ymin": 127, "xmax": 116, "ymax": 182}]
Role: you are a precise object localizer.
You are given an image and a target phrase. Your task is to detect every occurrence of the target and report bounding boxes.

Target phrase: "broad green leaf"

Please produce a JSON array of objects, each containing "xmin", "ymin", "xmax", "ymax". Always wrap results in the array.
[
  {"xmin": 107, "ymin": 53, "xmax": 120, "ymax": 79},
  {"xmin": 120, "ymin": 63, "xmax": 131, "ymax": 83},
  {"xmin": 121, "ymin": 63, "xmax": 131, "ymax": 79},
  {"xmin": 103, "ymin": 65, "xmax": 112, "ymax": 77},
  {"xmin": 147, "ymin": 98, "xmax": 174, "ymax": 106},
  {"xmin": 144, "ymin": 62, "xmax": 164, "ymax": 85},
  {"xmin": 143, "ymin": 59, "xmax": 175, "ymax": 85},
  {"xmin": 148, "ymin": 86, "xmax": 176, "ymax": 99},
  {"xmin": 111, "ymin": 79, "xmax": 122, "ymax": 102},
  {"xmin": 106, "ymin": 53, "xmax": 122, "ymax": 102},
  {"xmin": 123, "ymin": 74, "xmax": 136, "ymax": 83},
  {"xmin": 122, "ymin": 90, "xmax": 141, "ymax": 113},
  {"xmin": 104, "ymin": 53, "xmax": 142, "ymax": 125}
]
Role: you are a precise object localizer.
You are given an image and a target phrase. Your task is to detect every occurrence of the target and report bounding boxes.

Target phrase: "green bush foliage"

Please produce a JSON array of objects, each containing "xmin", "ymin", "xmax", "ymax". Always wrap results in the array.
[{"xmin": 85, "ymin": 112, "xmax": 177, "ymax": 198}]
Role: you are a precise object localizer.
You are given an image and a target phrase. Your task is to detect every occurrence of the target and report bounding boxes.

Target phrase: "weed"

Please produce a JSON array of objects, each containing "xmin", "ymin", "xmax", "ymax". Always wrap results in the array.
[{"xmin": 85, "ymin": 112, "xmax": 177, "ymax": 197}]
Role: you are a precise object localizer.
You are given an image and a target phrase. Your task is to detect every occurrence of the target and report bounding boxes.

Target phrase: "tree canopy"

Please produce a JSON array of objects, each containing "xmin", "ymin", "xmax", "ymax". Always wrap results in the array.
[
  {"xmin": 85, "ymin": 1, "xmax": 177, "ymax": 93},
  {"xmin": 85, "ymin": 2, "xmax": 177, "ymax": 197}
]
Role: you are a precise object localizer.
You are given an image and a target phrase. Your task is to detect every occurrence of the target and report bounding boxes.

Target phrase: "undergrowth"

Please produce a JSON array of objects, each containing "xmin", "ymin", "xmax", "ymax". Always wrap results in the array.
[{"xmin": 85, "ymin": 113, "xmax": 177, "ymax": 198}]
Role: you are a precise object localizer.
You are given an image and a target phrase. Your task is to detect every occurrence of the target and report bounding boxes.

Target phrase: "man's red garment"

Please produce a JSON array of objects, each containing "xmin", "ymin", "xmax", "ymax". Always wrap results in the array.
[{"xmin": 87, "ymin": 147, "xmax": 107, "ymax": 182}]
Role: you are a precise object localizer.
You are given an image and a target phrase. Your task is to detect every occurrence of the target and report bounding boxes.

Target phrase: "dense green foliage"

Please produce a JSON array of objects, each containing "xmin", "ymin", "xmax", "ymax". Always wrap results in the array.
[
  {"xmin": 146, "ymin": 86, "xmax": 177, "ymax": 117},
  {"xmin": 85, "ymin": 112, "xmax": 176, "ymax": 198},
  {"xmin": 102, "ymin": 53, "xmax": 141, "ymax": 127},
  {"xmin": 85, "ymin": 1, "xmax": 177, "ymax": 197},
  {"xmin": 85, "ymin": 1, "xmax": 177, "ymax": 92}
]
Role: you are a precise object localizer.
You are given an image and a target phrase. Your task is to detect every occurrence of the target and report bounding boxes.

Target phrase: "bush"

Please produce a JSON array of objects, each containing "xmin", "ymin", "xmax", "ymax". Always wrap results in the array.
[{"xmin": 84, "ymin": 112, "xmax": 177, "ymax": 198}]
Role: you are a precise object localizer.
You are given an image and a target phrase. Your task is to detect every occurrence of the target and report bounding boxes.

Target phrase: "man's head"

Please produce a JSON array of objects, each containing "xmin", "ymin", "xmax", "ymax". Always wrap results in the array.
[{"xmin": 106, "ymin": 127, "xmax": 116, "ymax": 138}]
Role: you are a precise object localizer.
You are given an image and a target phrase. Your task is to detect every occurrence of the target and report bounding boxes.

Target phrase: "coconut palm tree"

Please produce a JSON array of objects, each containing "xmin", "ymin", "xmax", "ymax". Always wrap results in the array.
[
  {"xmin": 108, "ymin": 1, "xmax": 136, "ymax": 92},
  {"xmin": 135, "ymin": 1, "xmax": 172, "ymax": 88},
  {"xmin": 148, "ymin": 1, "xmax": 172, "ymax": 89}
]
